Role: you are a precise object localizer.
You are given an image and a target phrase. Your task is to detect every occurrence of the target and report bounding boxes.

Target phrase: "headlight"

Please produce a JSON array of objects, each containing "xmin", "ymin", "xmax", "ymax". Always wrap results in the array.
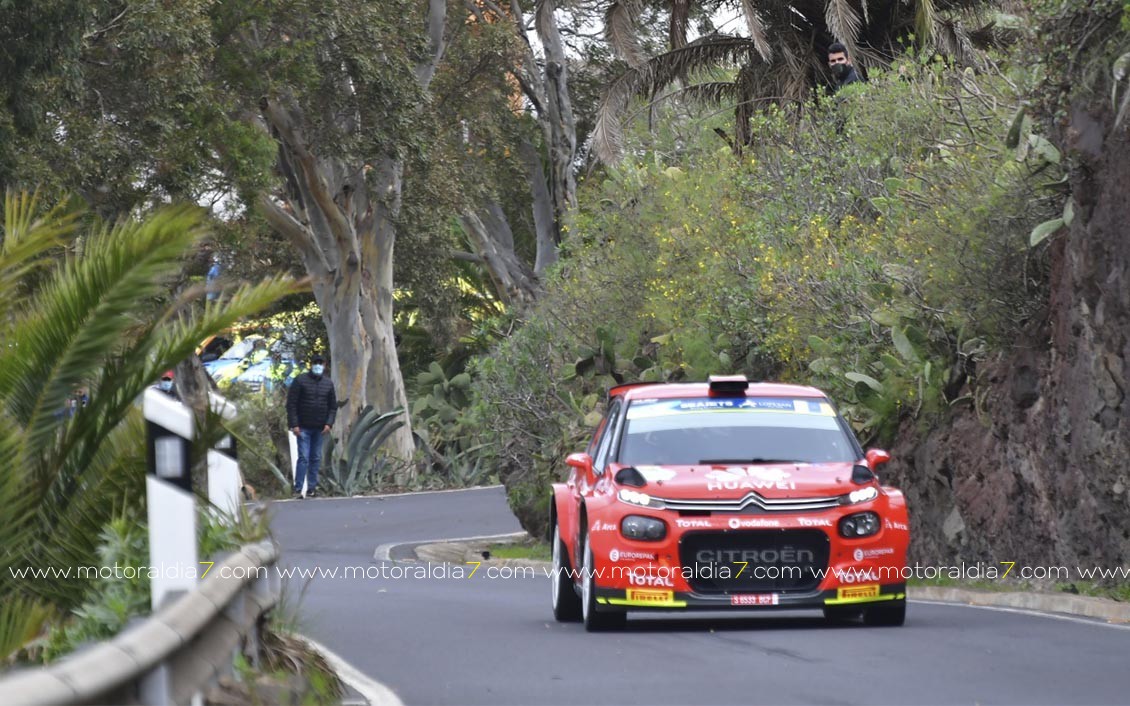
[
  {"xmin": 618, "ymin": 489, "xmax": 664, "ymax": 509},
  {"xmin": 621, "ymin": 515, "xmax": 667, "ymax": 541},
  {"xmin": 839, "ymin": 511, "xmax": 881, "ymax": 538},
  {"xmin": 844, "ymin": 486, "xmax": 879, "ymax": 504}
]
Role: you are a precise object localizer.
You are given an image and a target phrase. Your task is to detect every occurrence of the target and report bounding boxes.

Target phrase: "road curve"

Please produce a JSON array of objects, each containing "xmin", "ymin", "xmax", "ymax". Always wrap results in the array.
[{"xmin": 271, "ymin": 487, "xmax": 1130, "ymax": 706}]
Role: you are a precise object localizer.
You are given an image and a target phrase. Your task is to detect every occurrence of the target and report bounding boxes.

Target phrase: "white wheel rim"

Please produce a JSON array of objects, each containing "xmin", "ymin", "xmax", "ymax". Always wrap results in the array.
[
  {"xmin": 582, "ymin": 540, "xmax": 592, "ymax": 621},
  {"xmin": 551, "ymin": 524, "xmax": 561, "ymax": 609}
]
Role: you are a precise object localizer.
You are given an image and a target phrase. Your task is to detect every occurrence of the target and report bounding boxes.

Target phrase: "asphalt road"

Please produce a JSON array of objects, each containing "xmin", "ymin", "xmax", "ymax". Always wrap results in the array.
[{"xmin": 271, "ymin": 487, "xmax": 1130, "ymax": 706}]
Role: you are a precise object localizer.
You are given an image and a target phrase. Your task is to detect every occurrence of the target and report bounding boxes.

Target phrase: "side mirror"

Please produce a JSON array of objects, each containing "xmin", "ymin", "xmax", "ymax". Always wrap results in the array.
[
  {"xmin": 565, "ymin": 452, "xmax": 594, "ymax": 481},
  {"xmin": 865, "ymin": 448, "xmax": 892, "ymax": 468}
]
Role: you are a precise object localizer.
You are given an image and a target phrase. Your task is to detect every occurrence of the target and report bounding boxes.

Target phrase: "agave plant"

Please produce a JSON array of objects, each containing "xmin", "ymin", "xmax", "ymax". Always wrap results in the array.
[
  {"xmin": 320, "ymin": 406, "xmax": 406, "ymax": 495},
  {"xmin": 0, "ymin": 192, "xmax": 297, "ymax": 660},
  {"xmin": 594, "ymin": 0, "xmax": 1009, "ymax": 161}
]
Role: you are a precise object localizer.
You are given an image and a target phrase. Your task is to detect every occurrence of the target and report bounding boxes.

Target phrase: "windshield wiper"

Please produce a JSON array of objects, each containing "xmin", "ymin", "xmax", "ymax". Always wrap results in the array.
[{"xmin": 698, "ymin": 458, "xmax": 799, "ymax": 465}]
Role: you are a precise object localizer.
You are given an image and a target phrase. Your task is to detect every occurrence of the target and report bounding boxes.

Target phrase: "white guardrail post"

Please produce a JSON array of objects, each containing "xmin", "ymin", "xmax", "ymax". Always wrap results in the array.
[{"xmin": 206, "ymin": 391, "xmax": 242, "ymax": 518}]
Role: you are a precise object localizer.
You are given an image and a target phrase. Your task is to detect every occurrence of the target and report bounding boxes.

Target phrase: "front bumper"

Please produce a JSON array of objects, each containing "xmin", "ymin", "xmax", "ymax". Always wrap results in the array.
[{"xmin": 594, "ymin": 582, "xmax": 907, "ymax": 611}]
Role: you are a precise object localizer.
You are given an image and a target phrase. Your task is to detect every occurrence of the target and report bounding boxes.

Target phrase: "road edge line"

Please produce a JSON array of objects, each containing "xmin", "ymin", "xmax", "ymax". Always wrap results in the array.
[
  {"xmin": 908, "ymin": 586, "xmax": 1130, "ymax": 626},
  {"xmin": 296, "ymin": 634, "xmax": 404, "ymax": 706}
]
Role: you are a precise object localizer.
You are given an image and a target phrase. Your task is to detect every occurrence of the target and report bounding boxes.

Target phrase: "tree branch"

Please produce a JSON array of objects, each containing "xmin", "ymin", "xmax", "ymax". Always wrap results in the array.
[
  {"xmin": 258, "ymin": 195, "xmax": 330, "ymax": 276},
  {"xmin": 415, "ymin": 0, "xmax": 449, "ymax": 90}
]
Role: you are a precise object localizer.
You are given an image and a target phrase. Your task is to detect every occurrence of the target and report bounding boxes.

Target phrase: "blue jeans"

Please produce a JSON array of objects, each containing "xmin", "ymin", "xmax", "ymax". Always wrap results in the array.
[{"xmin": 294, "ymin": 427, "xmax": 324, "ymax": 493}]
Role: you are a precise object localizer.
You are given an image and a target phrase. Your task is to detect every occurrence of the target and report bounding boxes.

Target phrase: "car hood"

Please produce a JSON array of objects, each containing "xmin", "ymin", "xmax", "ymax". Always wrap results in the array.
[{"xmin": 616, "ymin": 462, "xmax": 860, "ymax": 499}]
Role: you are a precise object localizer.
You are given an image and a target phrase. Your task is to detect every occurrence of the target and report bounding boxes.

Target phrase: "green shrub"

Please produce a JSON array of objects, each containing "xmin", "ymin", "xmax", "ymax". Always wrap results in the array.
[{"xmin": 468, "ymin": 59, "xmax": 1057, "ymax": 536}]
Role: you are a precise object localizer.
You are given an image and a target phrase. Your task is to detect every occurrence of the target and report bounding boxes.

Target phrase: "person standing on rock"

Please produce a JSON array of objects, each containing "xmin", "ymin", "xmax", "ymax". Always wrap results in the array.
[{"xmin": 286, "ymin": 354, "xmax": 336, "ymax": 499}]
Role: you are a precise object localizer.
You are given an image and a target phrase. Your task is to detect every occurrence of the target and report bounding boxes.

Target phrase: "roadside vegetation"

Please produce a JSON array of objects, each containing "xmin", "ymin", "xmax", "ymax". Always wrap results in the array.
[{"xmin": 465, "ymin": 55, "xmax": 1058, "ymax": 537}]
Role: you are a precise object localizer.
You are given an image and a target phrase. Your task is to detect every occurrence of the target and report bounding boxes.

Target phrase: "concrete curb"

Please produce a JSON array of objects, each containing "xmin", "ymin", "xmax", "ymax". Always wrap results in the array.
[
  {"xmin": 406, "ymin": 536, "xmax": 1130, "ymax": 625},
  {"xmin": 296, "ymin": 635, "xmax": 403, "ymax": 706},
  {"xmin": 373, "ymin": 532, "xmax": 528, "ymax": 562},
  {"xmin": 907, "ymin": 586, "xmax": 1130, "ymax": 624}
]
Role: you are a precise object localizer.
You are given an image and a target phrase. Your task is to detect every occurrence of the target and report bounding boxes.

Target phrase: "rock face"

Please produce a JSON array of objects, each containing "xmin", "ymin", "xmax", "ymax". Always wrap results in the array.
[{"xmin": 886, "ymin": 102, "xmax": 1130, "ymax": 572}]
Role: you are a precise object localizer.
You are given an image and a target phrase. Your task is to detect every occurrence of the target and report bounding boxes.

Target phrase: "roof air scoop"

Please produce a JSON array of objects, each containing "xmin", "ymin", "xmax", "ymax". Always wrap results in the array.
[{"xmin": 708, "ymin": 374, "xmax": 750, "ymax": 395}]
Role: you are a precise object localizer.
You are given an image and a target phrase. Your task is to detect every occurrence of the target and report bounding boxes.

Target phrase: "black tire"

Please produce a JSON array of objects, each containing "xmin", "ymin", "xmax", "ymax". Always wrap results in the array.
[
  {"xmin": 863, "ymin": 601, "xmax": 907, "ymax": 627},
  {"xmin": 823, "ymin": 606, "xmax": 862, "ymax": 624},
  {"xmin": 551, "ymin": 521, "xmax": 582, "ymax": 622},
  {"xmin": 581, "ymin": 534, "xmax": 627, "ymax": 632}
]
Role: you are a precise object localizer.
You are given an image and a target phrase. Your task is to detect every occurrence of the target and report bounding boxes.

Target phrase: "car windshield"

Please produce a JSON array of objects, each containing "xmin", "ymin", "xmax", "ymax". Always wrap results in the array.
[{"xmin": 619, "ymin": 397, "xmax": 857, "ymax": 466}]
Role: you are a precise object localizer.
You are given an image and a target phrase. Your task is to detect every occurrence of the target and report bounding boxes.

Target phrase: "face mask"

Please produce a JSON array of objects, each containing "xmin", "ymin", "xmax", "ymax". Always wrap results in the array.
[
  {"xmin": 159, "ymin": 380, "xmax": 174, "ymax": 392},
  {"xmin": 832, "ymin": 63, "xmax": 850, "ymax": 80},
  {"xmin": 311, "ymin": 364, "xmax": 325, "ymax": 376}
]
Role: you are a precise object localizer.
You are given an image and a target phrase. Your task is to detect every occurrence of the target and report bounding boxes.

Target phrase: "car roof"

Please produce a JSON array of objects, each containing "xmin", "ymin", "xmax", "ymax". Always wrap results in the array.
[{"xmin": 610, "ymin": 381, "xmax": 828, "ymax": 401}]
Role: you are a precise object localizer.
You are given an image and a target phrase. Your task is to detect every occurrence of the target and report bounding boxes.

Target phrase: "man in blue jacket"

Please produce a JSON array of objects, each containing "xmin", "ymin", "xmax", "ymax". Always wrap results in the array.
[{"xmin": 286, "ymin": 355, "xmax": 337, "ymax": 498}]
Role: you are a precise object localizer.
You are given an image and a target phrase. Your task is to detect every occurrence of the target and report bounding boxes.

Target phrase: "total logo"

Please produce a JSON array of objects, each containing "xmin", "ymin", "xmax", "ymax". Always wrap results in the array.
[
  {"xmin": 797, "ymin": 518, "xmax": 833, "ymax": 528},
  {"xmin": 728, "ymin": 517, "xmax": 781, "ymax": 529},
  {"xmin": 840, "ymin": 568, "xmax": 880, "ymax": 583},
  {"xmin": 706, "ymin": 467, "xmax": 797, "ymax": 492},
  {"xmin": 609, "ymin": 548, "xmax": 657, "ymax": 562},
  {"xmin": 885, "ymin": 519, "xmax": 909, "ymax": 531},
  {"xmin": 676, "ymin": 518, "xmax": 712, "ymax": 528},
  {"xmin": 628, "ymin": 573, "xmax": 674, "ymax": 588},
  {"xmin": 853, "ymin": 547, "xmax": 895, "ymax": 561},
  {"xmin": 591, "ymin": 520, "xmax": 617, "ymax": 533}
]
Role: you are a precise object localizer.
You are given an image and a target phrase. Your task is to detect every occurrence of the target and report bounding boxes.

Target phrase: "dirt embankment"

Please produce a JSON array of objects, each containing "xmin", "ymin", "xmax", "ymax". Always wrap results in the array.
[{"xmin": 887, "ymin": 100, "xmax": 1130, "ymax": 571}]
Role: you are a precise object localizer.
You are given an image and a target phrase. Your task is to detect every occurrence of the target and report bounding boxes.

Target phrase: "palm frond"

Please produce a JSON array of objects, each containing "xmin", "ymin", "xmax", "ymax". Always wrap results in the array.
[
  {"xmin": 604, "ymin": 1, "xmax": 646, "ymax": 67},
  {"xmin": 0, "ymin": 597, "xmax": 54, "ymax": 660},
  {"xmin": 665, "ymin": 82, "xmax": 741, "ymax": 106},
  {"xmin": 594, "ymin": 34, "xmax": 758, "ymax": 163},
  {"xmin": 740, "ymin": 0, "xmax": 774, "ymax": 62},
  {"xmin": 0, "ymin": 193, "xmax": 297, "ymax": 638},
  {"xmin": 825, "ymin": 0, "xmax": 865, "ymax": 65},
  {"xmin": 935, "ymin": 19, "xmax": 978, "ymax": 65},
  {"xmin": 0, "ymin": 191, "xmax": 81, "ymax": 323},
  {"xmin": 915, "ymin": 0, "xmax": 937, "ymax": 49}
]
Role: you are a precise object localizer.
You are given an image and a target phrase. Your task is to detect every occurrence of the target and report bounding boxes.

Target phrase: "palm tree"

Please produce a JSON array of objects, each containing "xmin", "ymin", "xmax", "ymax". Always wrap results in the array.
[
  {"xmin": 594, "ymin": 0, "xmax": 1006, "ymax": 161},
  {"xmin": 0, "ymin": 192, "xmax": 297, "ymax": 660}
]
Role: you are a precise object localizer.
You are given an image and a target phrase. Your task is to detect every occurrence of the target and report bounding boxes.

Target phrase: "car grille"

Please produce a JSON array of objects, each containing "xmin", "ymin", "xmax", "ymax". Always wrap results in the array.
[
  {"xmin": 679, "ymin": 530, "xmax": 830, "ymax": 595},
  {"xmin": 658, "ymin": 491, "xmax": 841, "ymax": 513}
]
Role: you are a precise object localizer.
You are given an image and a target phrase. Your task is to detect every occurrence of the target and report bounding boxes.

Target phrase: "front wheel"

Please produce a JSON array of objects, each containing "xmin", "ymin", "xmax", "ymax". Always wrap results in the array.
[
  {"xmin": 581, "ymin": 534, "xmax": 626, "ymax": 632},
  {"xmin": 863, "ymin": 601, "xmax": 906, "ymax": 627},
  {"xmin": 550, "ymin": 521, "xmax": 582, "ymax": 622}
]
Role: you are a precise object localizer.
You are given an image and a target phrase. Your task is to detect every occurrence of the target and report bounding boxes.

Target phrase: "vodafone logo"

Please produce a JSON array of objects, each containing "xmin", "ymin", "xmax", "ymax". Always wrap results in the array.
[{"xmin": 728, "ymin": 517, "xmax": 781, "ymax": 529}]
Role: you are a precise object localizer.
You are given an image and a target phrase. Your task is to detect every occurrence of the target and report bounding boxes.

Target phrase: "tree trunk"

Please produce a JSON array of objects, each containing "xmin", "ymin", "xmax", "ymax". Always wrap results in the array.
[
  {"xmin": 259, "ymin": 106, "xmax": 415, "ymax": 463},
  {"xmin": 459, "ymin": 203, "xmax": 540, "ymax": 305},
  {"xmin": 535, "ymin": 0, "xmax": 578, "ymax": 243},
  {"xmin": 518, "ymin": 138, "xmax": 558, "ymax": 275},
  {"xmin": 255, "ymin": 1, "xmax": 448, "ymax": 470}
]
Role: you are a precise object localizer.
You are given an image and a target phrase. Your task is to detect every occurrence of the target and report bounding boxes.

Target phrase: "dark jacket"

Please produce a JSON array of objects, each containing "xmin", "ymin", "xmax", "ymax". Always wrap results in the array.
[
  {"xmin": 833, "ymin": 66, "xmax": 862, "ymax": 92},
  {"xmin": 287, "ymin": 371, "xmax": 338, "ymax": 428}
]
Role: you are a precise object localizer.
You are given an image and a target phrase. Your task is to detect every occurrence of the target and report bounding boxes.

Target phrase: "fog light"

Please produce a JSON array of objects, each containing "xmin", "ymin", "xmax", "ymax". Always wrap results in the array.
[
  {"xmin": 839, "ymin": 512, "xmax": 880, "ymax": 538},
  {"xmin": 621, "ymin": 515, "xmax": 667, "ymax": 541}
]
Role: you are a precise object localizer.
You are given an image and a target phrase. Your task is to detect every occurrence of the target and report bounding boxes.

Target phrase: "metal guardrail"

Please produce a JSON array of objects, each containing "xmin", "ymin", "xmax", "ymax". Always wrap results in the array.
[{"xmin": 0, "ymin": 540, "xmax": 281, "ymax": 706}]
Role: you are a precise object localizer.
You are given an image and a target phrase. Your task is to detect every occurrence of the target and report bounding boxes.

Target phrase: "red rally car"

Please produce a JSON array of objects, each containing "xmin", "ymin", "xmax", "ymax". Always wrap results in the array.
[{"xmin": 549, "ymin": 375, "xmax": 910, "ymax": 631}]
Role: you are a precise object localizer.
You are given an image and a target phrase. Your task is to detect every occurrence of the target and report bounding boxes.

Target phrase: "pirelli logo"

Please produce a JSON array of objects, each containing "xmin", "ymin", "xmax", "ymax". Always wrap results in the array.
[
  {"xmin": 837, "ymin": 584, "xmax": 881, "ymax": 600},
  {"xmin": 626, "ymin": 589, "xmax": 674, "ymax": 604}
]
